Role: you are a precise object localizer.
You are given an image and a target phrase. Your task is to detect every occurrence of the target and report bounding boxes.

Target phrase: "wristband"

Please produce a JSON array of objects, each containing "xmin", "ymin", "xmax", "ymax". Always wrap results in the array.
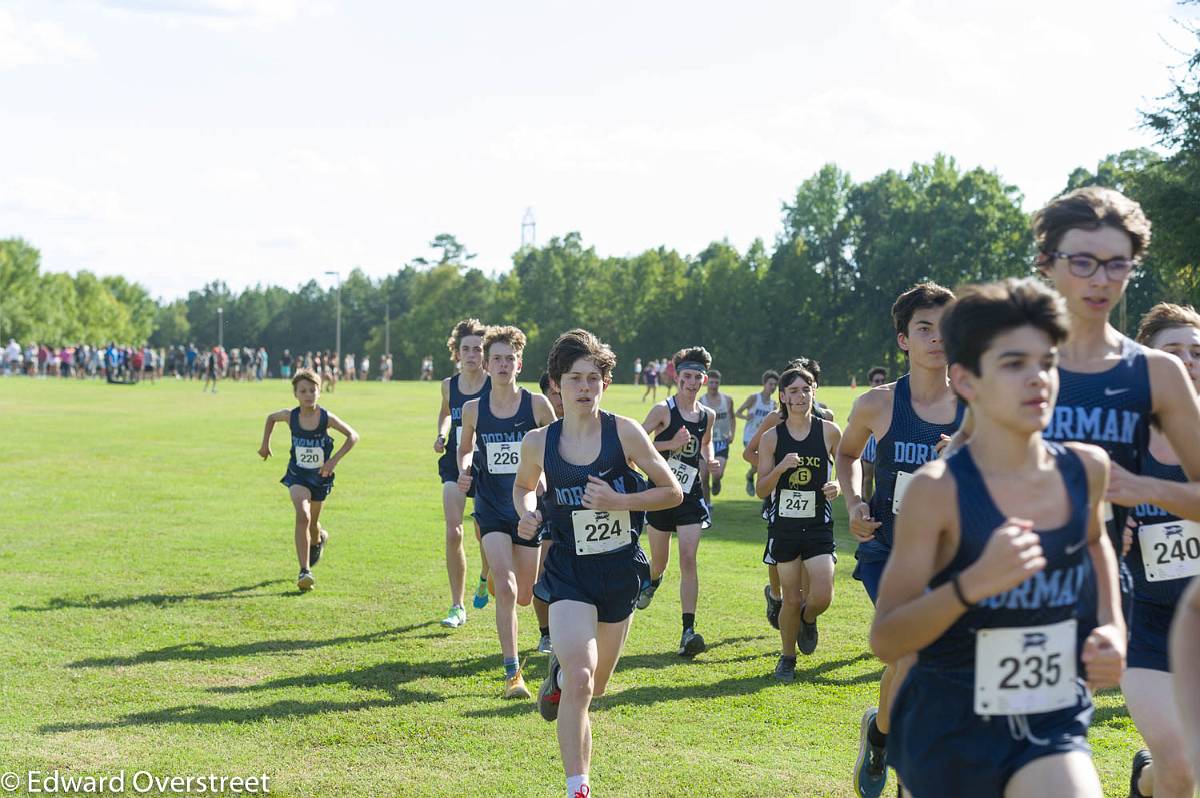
[{"xmin": 951, "ymin": 573, "xmax": 974, "ymax": 609}]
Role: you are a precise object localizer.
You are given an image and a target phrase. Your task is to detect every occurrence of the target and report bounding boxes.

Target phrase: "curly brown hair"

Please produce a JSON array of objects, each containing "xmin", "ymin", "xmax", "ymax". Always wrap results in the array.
[{"xmin": 445, "ymin": 318, "xmax": 487, "ymax": 361}]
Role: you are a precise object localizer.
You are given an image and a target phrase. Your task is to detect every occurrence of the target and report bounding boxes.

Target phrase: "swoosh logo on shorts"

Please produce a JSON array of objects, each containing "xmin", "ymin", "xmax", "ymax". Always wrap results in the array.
[
  {"xmin": 1065, "ymin": 539, "xmax": 1087, "ymax": 555},
  {"xmin": 1104, "ymin": 387, "xmax": 1130, "ymax": 396}
]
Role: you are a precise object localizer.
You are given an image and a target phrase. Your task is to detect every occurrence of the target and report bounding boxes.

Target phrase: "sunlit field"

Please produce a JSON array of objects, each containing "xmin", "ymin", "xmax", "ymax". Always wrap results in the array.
[{"xmin": 1, "ymin": 378, "xmax": 1141, "ymax": 797}]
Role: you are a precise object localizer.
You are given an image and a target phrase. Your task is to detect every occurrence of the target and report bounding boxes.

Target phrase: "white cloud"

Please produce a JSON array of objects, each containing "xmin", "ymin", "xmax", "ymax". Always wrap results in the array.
[
  {"xmin": 0, "ymin": 9, "xmax": 93, "ymax": 69},
  {"xmin": 96, "ymin": 0, "xmax": 332, "ymax": 29}
]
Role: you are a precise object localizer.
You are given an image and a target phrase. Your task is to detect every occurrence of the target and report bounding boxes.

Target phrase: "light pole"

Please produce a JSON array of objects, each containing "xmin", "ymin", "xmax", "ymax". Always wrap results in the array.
[
  {"xmin": 217, "ymin": 307, "xmax": 223, "ymax": 351},
  {"xmin": 325, "ymin": 271, "xmax": 341, "ymax": 370},
  {"xmin": 384, "ymin": 299, "xmax": 390, "ymax": 357}
]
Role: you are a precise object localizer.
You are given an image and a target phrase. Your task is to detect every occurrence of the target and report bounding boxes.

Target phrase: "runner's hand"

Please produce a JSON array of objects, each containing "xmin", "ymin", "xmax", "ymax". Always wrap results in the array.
[
  {"xmin": 779, "ymin": 452, "xmax": 801, "ymax": 470},
  {"xmin": 319, "ymin": 459, "xmax": 337, "ymax": 478},
  {"xmin": 518, "ymin": 509, "xmax": 542, "ymax": 540},
  {"xmin": 1122, "ymin": 517, "xmax": 1136, "ymax": 558},
  {"xmin": 456, "ymin": 469, "xmax": 473, "ymax": 494},
  {"xmin": 1106, "ymin": 462, "xmax": 1144, "ymax": 508},
  {"xmin": 822, "ymin": 481, "xmax": 840, "ymax": 501},
  {"xmin": 433, "ymin": 434, "xmax": 446, "ymax": 454},
  {"xmin": 960, "ymin": 519, "xmax": 1043, "ymax": 602},
  {"xmin": 258, "ymin": 445, "xmax": 272, "ymax": 460},
  {"xmin": 1082, "ymin": 623, "xmax": 1125, "ymax": 690},
  {"xmin": 848, "ymin": 501, "xmax": 882, "ymax": 542},
  {"xmin": 934, "ymin": 434, "xmax": 952, "ymax": 457},
  {"xmin": 583, "ymin": 475, "xmax": 624, "ymax": 511},
  {"xmin": 669, "ymin": 427, "xmax": 692, "ymax": 450}
]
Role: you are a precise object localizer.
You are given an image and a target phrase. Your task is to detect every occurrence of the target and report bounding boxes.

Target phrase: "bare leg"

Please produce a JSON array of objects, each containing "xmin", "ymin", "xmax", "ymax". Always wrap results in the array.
[
  {"xmin": 288, "ymin": 485, "xmax": 313, "ymax": 570},
  {"xmin": 442, "ymin": 482, "xmax": 468, "ymax": 607},
  {"xmin": 676, "ymin": 524, "xmax": 702, "ymax": 615},
  {"xmin": 802, "ymin": 554, "xmax": 835, "ymax": 620},
  {"xmin": 768, "ymin": 563, "xmax": 782, "ymax": 600},
  {"xmin": 646, "ymin": 527, "xmax": 671, "ymax": 582},
  {"xmin": 776, "ymin": 558, "xmax": 805, "ymax": 656},
  {"xmin": 482, "ymin": 534, "xmax": 518, "ymax": 660},
  {"xmin": 550, "ymin": 601, "xmax": 600, "ymax": 778},
  {"xmin": 1123, "ymin": 667, "xmax": 1197, "ymax": 797},
  {"xmin": 1005, "ymin": 752, "xmax": 1101, "ymax": 798},
  {"xmin": 308, "ymin": 500, "xmax": 325, "ymax": 546}
]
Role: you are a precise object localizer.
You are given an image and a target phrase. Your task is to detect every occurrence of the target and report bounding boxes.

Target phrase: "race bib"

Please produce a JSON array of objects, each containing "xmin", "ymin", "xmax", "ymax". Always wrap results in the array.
[
  {"xmin": 974, "ymin": 619, "xmax": 1077, "ymax": 716},
  {"xmin": 486, "ymin": 441, "xmax": 521, "ymax": 474},
  {"xmin": 892, "ymin": 470, "xmax": 915, "ymax": 515},
  {"xmin": 571, "ymin": 510, "xmax": 633, "ymax": 556},
  {"xmin": 779, "ymin": 489, "xmax": 816, "ymax": 519},
  {"xmin": 1138, "ymin": 520, "xmax": 1200, "ymax": 582},
  {"xmin": 295, "ymin": 446, "xmax": 324, "ymax": 470},
  {"xmin": 668, "ymin": 457, "xmax": 698, "ymax": 493}
]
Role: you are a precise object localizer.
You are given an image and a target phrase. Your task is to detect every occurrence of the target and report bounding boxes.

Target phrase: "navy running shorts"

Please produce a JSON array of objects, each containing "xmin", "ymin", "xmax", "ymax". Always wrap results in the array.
[
  {"xmin": 1128, "ymin": 598, "xmax": 1174, "ymax": 672},
  {"xmin": 438, "ymin": 452, "xmax": 476, "ymax": 498},
  {"xmin": 539, "ymin": 546, "xmax": 650, "ymax": 624},
  {"xmin": 478, "ymin": 517, "xmax": 543, "ymax": 548},
  {"xmin": 281, "ymin": 471, "xmax": 334, "ymax": 502},
  {"xmin": 852, "ymin": 553, "xmax": 887, "ymax": 605},
  {"xmin": 762, "ymin": 528, "xmax": 836, "ymax": 565},
  {"xmin": 646, "ymin": 495, "xmax": 708, "ymax": 532},
  {"xmin": 890, "ymin": 664, "xmax": 1093, "ymax": 798},
  {"xmin": 713, "ymin": 440, "xmax": 730, "ymax": 460}
]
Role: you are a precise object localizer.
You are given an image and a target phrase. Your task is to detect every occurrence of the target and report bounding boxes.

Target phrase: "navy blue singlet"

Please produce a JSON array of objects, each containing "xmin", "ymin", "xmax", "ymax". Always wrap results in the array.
[
  {"xmin": 471, "ymin": 389, "xmax": 536, "ymax": 524},
  {"xmin": 863, "ymin": 375, "xmax": 965, "ymax": 562},
  {"xmin": 542, "ymin": 412, "xmax": 646, "ymax": 556},
  {"xmin": 287, "ymin": 407, "xmax": 333, "ymax": 475},
  {"xmin": 1129, "ymin": 452, "xmax": 1194, "ymax": 607},
  {"xmin": 438, "ymin": 373, "xmax": 490, "ymax": 480},
  {"xmin": 1042, "ymin": 335, "xmax": 1152, "ymax": 550}
]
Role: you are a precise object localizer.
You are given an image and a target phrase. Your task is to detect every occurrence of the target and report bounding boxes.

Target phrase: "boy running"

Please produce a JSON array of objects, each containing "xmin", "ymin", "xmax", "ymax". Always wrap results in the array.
[
  {"xmin": 699, "ymin": 368, "xmax": 735, "ymax": 505},
  {"xmin": 836, "ymin": 282, "xmax": 963, "ymax": 798},
  {"xmin": 872, "ymin": 278, "xmax": 1124, "ymax": 798},
  {"xmin": 514, "ymin": 329, "xmax": 682, "ymax": 798},
  {"xmin": 635, "ymin": 347, "xmax": 720, "ymax": 657},
  {"xmin": 737, "ymin": 370, "xmax": 780, "ymax": 495},
  {"xmin": 258, "ymin": 368, "xmax": 360, "ymax": 591},
  {"xmin": 434, "ymin": 319, "xmax": 492, "ymax": 628},
  {"xmin": 756, "ymin": 365, "xmax": 842, "ymax": 680},
  {"xmin": 457, "ymin": 326, "xmax": 556, "ymax": 698}
]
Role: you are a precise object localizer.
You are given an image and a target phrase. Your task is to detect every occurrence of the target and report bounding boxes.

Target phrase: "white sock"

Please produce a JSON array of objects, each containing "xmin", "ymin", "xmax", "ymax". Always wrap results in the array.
[
  {"xmin": 556, "ymin": 669, "xmax": 564, "ymax": 689},
  {"xmin": 565, "ymin": 774, "xmax": 589, "ymax": 798}
]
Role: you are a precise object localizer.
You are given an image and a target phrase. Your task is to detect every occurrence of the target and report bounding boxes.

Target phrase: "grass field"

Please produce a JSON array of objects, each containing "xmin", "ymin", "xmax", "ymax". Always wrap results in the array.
[{"xmin": 1, "ymin": 378, "xmax": 1143, "ymax": 797}]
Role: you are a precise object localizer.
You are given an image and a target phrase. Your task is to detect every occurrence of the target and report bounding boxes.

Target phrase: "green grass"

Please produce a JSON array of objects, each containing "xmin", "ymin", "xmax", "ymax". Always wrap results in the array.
[{"xmin": 0, "ymin": 379, "xmax": 1141, "ymax": 797}]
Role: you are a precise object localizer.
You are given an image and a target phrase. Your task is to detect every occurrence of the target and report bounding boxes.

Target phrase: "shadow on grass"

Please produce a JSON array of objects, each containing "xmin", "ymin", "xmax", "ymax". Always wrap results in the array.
[
  {"xmin": 41, "ymin": 651, "xmax": 507, "ymax": 733},
  {"xmin": 68, "ymin": 621, "xmax": 438, "ymax": 669},
  {"xmin": 462, "ymin": 650, "xmax": 880, "ymax": 719},
  {"xmin": 14, "ymin": 579, "xmax": 289, "ymax": 613},
  {"xmin": 615, "ymin": 635, "xmax": 762, "ymax": 672}
]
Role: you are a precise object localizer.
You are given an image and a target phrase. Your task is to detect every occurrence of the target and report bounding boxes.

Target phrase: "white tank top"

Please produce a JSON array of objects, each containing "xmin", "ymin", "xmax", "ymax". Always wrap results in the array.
[{"xmin": 743, "ymin": 392, "xmax": 777, "ymax": 442}]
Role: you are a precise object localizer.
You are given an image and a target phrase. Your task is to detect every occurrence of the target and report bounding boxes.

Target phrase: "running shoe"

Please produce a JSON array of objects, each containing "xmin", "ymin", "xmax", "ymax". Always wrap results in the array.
[
  {"xmin": 854, "ymin": 708, "xmax": 888, "ymax": 798},
  {"xmin": 309, "ymin": 530, "xmax": 328, "ymax": 567},
  {"xmin": 1129, "ymin": 748, "xmax": 1152, "ymax": 798},
  {"xmin": 472, "ymin": 578, "xmax": 489, "ymax": 610},
  {"xmin": 745, "ymin": 470, "xmax": 755, "ymax": 496},
  {"xmin": 297, "ymin": 569, "xmax": 315, "ymax": 592},
  {"xmin": 504, "ymin": 668, "xmax": 531, "ymax": 700},
  {"xmin": 537, "ymin": 634, "xmax": 553, "ymax": 655},
  {"xmin": 774, "ymin": 655, "xmax": 796, "ymax": 683},
  {"xmin": 678, "ymin": 628, "xmax": 706, "ymax": 658},
  {"xmin": 538, "ymin": 653, "xmax": 562, "ymax": 721},
  {"xmin": 635, "ymin": 578, "xmax": 659, "ymax": 610},
  {"xmin": 712, "ymin": 477, "xmax": 722, "ymax": 496},
  {"xmin": 440, "ymin": 605, "xmax": 466, "ymax": 628},
  {"xmin": 764, "ymin": 584, "xmax": 782, "ymax": 630},
  {"xmin": 798, "ymin": 604, "xmax": 819, "ymax": 655}
]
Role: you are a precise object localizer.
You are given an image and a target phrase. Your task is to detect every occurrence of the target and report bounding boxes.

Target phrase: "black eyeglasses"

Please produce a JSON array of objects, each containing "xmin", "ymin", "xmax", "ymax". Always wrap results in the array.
[{"xmin": 1050, "ymin": 251, "xmax": 1136, "ymax": 279}]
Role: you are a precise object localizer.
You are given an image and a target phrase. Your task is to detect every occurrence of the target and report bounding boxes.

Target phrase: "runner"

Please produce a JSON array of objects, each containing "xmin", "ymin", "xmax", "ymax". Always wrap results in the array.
[
  {"xmin": 641, "ymin": 359, "xmax": 659, "ymax": 403},
  {"xmin": 434, "ymin": 318, "xmax": 492, "ymax": 628},
  {"xmin": 457, "ymin": 326, "xmax": 556, "ymax": 699},
  {"xmin": 699, "ymin": 368, "xmax": 736, "ymax": 510},
  {"xmin": 835, "ymin": 282, "xmax": 963, "ymax": 798},
  {"xmin": 513, "ymin": 328, "xmax": 682, "ymax": 798},
  {"xmin": 861, "ymin": 366, "xmax": 888, "ymax": 502},
  {"xmin": 1171, "ymin": 578, "xmax": 1200, "ymax": 770},
  {"xmin": 755, "ymin": 365, "xmax": 842, "ymax": 680},
  {"xmin": 532, "ymin": 371, "xmax": 566, "ymax": 654},
  {"xmin": 635, "ymin": 346, "xmax": 720, "ymax": 658},
  {"xmin": 873, "ymin": 277, "xmax": 1124, "ymax": 798},
  {"xmin": 258, "ymin": 368, "xmax": 360, "ymax": 591},
  {"xmin": 1117, "ymin": 303, "xmax": 1200, "ymax": 798},
  {"xmin": 737, "ymin": 370, "xmax": 779, "ymax": 496}
]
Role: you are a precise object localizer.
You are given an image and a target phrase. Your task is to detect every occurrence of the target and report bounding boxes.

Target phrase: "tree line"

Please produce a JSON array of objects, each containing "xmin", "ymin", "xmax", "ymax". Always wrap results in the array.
[{"xmin": 4, "ymin": 29, "xmax": 1197, "ymax": 383}]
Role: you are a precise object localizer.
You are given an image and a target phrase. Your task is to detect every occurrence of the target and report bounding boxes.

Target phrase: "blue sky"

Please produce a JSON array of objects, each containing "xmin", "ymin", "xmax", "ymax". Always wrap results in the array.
[{"xmin": 1, "ymin": 0, "xmax": 1196, "ymax": 298}]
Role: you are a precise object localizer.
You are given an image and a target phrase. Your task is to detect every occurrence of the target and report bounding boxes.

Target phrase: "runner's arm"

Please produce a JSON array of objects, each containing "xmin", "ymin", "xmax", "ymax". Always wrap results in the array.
[
  {"xmin": 1171, "ymin": 578, "xmax": 1200, "ymax": 769},
  {"xmin": 755, "ymin": 429, "xmax": 785, "ymax": 499},
  {"xmin": 614, "ymin": 417, "xmax": 684, "ymax": 511},
  {"xmin": 726, "ymin": 395, "xmax": 737, "ymax": 442},
  {"xmin": 1151, "ymin": 350, "xmax": 1200, "ymax": 487},
  {"xmin": 836, "ymin": 392, "xmax": 877, "ymax": 511},
  {"xmin": 457, "ymin": 400, "xmax": 478, "ymax": 475},
  {"xmin": 434, "ymin": 378, "xmax": 451, "ymax": 451},
  {"xmin": 324, "ymin": 412, "xmax": 360, "ymax": 465},
  {"xmin": 531, "ymin": 394, "xmax": 557, "ymax": 427},
  {"xmin": 734, "ymin": 394, "xmax": 755, "ymax": 421},
  {"xmin": 741, "ymin": 409, "xmax": 780, "ymax": 465},
  {"xmin": 258, "ymin": 409, "xmax": 291, "ymax": 457},
  {"xmin": 513, "ymin": 428, "xmax": 546, "ymax": 517}
]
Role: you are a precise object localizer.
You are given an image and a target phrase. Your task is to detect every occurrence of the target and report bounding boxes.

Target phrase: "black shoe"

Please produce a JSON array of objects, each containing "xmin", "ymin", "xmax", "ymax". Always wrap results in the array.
[
  {"xmin": 798, "ymin": 604, "xmax": 819, "ymax": 655},
  {"xmin": 309, "ymin": 530, "xmax": 328, "ymax": 567},
  {"xmin": 712, "ymin": 478, "xmax": 722, "ymax": 496},
  {"xmin": 678, "ymin": 628, "xmax": 706, "ymax": 658},
  {"xmin": 774, "ymin": 655, "xmax": 796, "ymax": 683},
  {"xmin": 1129, "ymin": 748, "xmax": 1152, "ymax": 798},
  {"xmin": 764, "ymin": 584, "xmax": 782, "ymax": 630},
  {"xmin": 745, "ymin": 471, "xmax": 755, "ymax": 496}
]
